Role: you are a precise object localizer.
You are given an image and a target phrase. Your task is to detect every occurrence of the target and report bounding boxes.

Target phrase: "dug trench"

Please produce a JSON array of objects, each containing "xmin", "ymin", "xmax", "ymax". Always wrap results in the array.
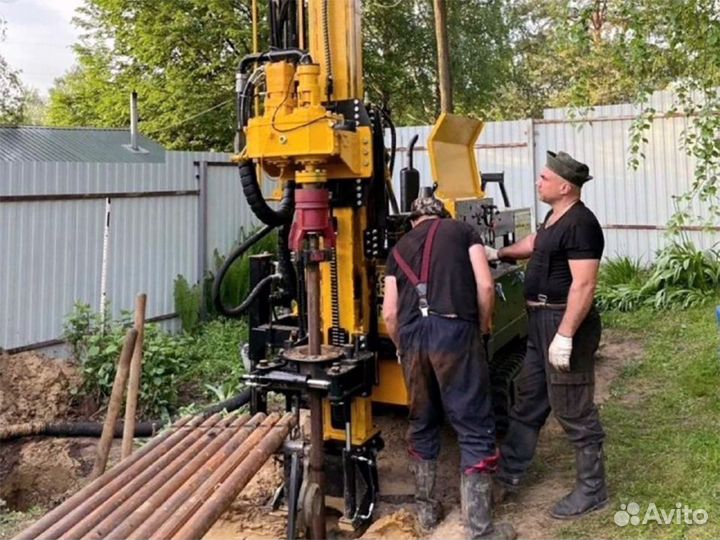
[{"xmin": 0, "ymin": 329, "xmax": 643, "ymax": 539}]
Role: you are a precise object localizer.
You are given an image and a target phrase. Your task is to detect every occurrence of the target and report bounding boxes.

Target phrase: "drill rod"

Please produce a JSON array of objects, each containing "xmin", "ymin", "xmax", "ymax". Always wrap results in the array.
[{"xmin": 305, "ymin": 234, "xmax": 326, "ymax": 538}]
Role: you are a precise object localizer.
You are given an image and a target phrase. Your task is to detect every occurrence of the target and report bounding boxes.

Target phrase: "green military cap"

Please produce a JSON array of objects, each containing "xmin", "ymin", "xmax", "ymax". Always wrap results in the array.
[{"xmin": 546, "ymin": 150, "xmax": 593, "ymax": 186}]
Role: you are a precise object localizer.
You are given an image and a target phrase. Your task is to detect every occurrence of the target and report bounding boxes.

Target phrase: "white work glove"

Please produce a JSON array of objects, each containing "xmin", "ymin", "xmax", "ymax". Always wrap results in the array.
[
  {"xmin": 548, "ymin": 333, "xmax": 573, "ymax": 372},
  {"xmin": 484, "ymin": 245, "xmax": 499, "ymax": 262}
]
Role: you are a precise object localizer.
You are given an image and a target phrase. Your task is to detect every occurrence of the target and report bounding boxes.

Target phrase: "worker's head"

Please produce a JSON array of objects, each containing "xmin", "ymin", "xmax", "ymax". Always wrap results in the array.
[
  {"xmin": 536, "ymin": 151, "xmax": 592, "ymax": 204},
  {"xmin": 409, "ymin": 196, "xmax": 449, "ymax": 225}
]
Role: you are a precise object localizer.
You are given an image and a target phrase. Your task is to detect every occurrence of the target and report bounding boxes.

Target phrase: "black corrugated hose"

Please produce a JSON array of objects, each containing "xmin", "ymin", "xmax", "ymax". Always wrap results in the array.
[{"xmin": 1, "ymin": 389, "xmax": 252, "ymax": 442}]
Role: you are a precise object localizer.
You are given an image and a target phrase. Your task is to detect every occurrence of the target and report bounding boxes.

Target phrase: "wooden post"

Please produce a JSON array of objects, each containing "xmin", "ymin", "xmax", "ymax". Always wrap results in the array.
[
  {"xmin": 121, "ymin": 294, "xmax": 147, "ymax": 460},
  {"xmin": 433, "ymin": 0, "xmax": 453, "ymax": 113},
  {"xmin": 91, "ymin": 328, "xmax": 137, "ymax": 479}
]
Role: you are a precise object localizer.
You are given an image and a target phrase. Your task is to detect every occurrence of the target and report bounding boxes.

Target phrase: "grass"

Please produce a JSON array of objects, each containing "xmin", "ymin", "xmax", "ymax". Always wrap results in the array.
[
  {"xmin": 0, "ymin": 505, "xmax": 44, "ymax": 540},
  {"xmin": 557, "ymin": 300, "xmax": 720, "ymax": 539}
]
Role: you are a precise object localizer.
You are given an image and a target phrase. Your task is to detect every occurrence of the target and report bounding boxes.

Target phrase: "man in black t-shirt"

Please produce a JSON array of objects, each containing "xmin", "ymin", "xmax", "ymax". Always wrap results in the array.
[
  {"xmin": 485, "ymin": 151, "xmax": 607, "ymax": 520},
  {"xmin": 383, "ymin": 196, "xmax": 515, "ymax": 540}
]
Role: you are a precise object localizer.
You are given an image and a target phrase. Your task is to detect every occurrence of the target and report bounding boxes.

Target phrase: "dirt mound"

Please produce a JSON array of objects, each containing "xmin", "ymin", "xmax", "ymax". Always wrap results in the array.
[
  {"xmin": 360, "ymin": 509, "xmax": 420, "ymax": 539},
  {"xmin": 0, "ymin": 352, "xmax": 81, "ymax": 426}
]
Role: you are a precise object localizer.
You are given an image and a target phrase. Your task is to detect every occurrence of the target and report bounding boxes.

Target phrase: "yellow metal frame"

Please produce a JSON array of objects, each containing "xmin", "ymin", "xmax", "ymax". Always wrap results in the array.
[
  {"xmin": 428, "ymin": 113, "xmax": 487, "ymax": 216},
  {"xmin": 322, "ymin": 397, "xmax": 379, "ymax": 445}
]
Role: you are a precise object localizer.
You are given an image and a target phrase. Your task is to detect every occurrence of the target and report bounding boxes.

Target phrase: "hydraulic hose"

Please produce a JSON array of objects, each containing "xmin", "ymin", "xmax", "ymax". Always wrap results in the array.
[
  {"xmin": 212, "ymin": 224, "xmax": 276, "ymax": 318},
  {"xmin": 0, "ymin": 389, "xmax": 253, "ymax": 442},
  {"xmin": 239, "ymin": 160, "xmax": 295, "ymax": 227}
]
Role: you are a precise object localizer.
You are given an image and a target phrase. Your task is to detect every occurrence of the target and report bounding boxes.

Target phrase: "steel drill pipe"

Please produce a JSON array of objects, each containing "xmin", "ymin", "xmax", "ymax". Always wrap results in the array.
[
  {"xmin": 171, "ymin": 413, "xmax": 296, "ymax": 540},
  {"xmin": 60, "ymin": 413, "xmax": 234, "ymax": 540},
  {"xmin": 100, "ymin": 413, "xmax": 263, "ymax": 540},
  {"xmin": 33, "ymin": 414, "xmax": 224, "ymax": 540},
  {"xmin": 81, "ymin": 413, "xmax": 249, "ymax": 540},
  {"xmin": 141, "ymin": 413, "xmax": 281, "ymax": 540},
  {"xmin": 309, "ymin": 392, "xmax": 327, "ymax": 540},
  {"xmin": 11, "ymin": 415, "xmax": 194, "ymax": 540}
]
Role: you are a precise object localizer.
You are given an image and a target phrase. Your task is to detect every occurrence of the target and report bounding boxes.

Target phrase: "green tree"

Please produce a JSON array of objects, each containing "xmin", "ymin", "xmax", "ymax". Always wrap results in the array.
[
  {"xmin": 48, "ymin": 0, "xmax": 257, "ymax": 150},
  {"xmin": 47, "ymin": 0, "xmax": 513, "ymax": 144},
  {"xmin": 363, "ymin": 0, "xmax": 514, "ymax": 124},
  {"xmin": 0, "ymin": 18, "xmax": 25, "ymax": 124}
]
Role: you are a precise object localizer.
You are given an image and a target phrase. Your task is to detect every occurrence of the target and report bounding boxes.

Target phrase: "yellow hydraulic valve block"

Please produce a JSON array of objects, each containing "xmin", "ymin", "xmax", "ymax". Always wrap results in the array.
[{"xmin": 244, "ymin": 60, "xmax": 373, "ymax": 181}]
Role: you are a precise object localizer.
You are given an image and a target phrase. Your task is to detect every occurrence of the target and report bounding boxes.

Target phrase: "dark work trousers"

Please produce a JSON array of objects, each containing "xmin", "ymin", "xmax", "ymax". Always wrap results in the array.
[
  {"xmin": 499, "ymin": 306, "xmax": 604, "ymax": 484},
  {"xmin": 398, "ymin": 314, "xmax": 496, "ymax": 471}
]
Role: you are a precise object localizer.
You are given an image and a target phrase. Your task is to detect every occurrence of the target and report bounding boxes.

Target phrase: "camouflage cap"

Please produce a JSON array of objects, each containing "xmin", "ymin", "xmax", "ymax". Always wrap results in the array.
[
  {"xmin": 409, "ymin": 196, "xmax": 449, "ymax": 219},
  {"xmin": 547, "ymin": 150, "xmax": 593, "ymax": 186}
]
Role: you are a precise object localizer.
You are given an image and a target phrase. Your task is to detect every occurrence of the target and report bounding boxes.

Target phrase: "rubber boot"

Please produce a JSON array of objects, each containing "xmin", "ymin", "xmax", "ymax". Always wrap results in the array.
[
  {"xmin": 461, "ymin": 473, "xmax": 516, "ymax": 540},
  {"xmin": 495, "ymin": 420, "xmax": 540, "ymax": 503},
  {"xmin": 410, "ymin": 459, "xmax": 442, "ymax": 530},
  {"xmin": 550, "ymin": 444, "xmax": 609, "ymax": 519}
]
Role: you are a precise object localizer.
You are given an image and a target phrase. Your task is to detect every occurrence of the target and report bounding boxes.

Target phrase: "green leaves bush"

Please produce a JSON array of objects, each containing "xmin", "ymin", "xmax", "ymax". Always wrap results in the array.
[
  {"xmin": 597, "ymin": 241, "xmax": 720, "ymax": 312},
  {"xmin": 174, "ymin": 227, "xmax": 278, "ymax": 332},
  {"xmin": 64, "ymin": 303, "xmax": 248, "ymax": 420}
]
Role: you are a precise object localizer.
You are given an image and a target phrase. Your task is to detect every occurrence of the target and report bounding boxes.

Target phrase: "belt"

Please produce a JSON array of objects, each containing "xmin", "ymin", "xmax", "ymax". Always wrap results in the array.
[
  {"xmin": 429, "ymin": 310, "xmax": 459, "ymax": 319},
  {"xmin": 526, "ymin": 301, "xmax": 566, "ymax": 310}
]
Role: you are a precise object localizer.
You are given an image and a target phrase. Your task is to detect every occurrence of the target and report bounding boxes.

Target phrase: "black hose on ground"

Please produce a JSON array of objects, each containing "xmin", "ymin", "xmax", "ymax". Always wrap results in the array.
[{"xmin": 0, "ymin": 389, "xmax": 253, "ymax": 442}]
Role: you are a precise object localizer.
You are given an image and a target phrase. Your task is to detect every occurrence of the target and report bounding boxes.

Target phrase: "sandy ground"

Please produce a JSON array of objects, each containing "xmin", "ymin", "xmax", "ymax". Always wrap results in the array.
[
  {"xmin": 204, "ymin": 328, "xmax": 643, "ymax": 539},
  {"xmin": 1, "ymin": 329, "xmax": 643, "ymax": 539}
]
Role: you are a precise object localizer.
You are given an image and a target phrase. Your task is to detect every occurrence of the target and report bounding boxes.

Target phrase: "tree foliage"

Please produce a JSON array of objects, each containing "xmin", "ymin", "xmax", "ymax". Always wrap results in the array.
[
  {"xmin": 46, "ymin": 0, "xmax": 513, "ymax": 148},
  {"xmin": 0, "ymin": 18, "xmax": 26, "ymax": 124},
  {"xmin": 48, "ymin": 0, "xmax": 257, "ymax": 150}
]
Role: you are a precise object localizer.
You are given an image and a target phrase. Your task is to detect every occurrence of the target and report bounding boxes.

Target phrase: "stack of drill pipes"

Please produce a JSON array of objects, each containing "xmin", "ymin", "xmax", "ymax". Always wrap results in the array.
[
  {"xmin": 24, "ymin": 413, "xmax": 223, "ymax": 540},
  {"xmin": 130, "ymin": 412, "xmax": 284, "ymax": 540},
  {"xmin": 55, "ymin": 412, "xmax": 240, "ymax": 540},
  {"xmin": 172, "ymin": 412, "xmax": 297, "ymax": 540},
  {"xmin": 85, "ymin": 412, "xmax": 263, "ymax": 540},
  {"xmin": 11, "ymin": 415, "xmax": 194, "ymax": 540}
]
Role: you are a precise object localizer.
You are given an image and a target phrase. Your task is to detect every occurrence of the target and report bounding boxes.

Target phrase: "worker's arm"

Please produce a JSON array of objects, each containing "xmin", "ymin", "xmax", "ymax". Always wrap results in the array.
[
  {"xmin": 548, "ymin": 258, "xmax": 599, "ymax": 372},
  {"xmin": 497, "ymin": 232, "xmax": 536, "ymax": 261},
  {"xmin": 558, "ymin": 259, "xmax": 600, "ymax": 337},
  {"xmin": 382, "ymin": 276, "xmax": 400, "ymax": 348},
  {"xmin": 469, "ymin": 244, "xmax": 495, "ymax": 334}
]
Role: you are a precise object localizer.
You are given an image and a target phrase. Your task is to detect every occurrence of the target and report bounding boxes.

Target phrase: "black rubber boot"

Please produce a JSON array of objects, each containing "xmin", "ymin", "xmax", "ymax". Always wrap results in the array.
[
  {"xmin": 461, "ymin": 473, "xmax": 517, "ymax": 540},
  {"xmin": 495, "ymin": 420, "xmax": 540, "ymax": 501},
  {"xmin": 410, "ymin": 459, "xmax": 442, "ymax": 530},
  {"xmin": 550, "ymin": 444, "xmax": 609, "ymax": 519}
]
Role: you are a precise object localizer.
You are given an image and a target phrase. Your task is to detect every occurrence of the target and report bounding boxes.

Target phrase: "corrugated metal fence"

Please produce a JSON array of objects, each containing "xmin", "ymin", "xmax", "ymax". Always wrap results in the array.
[
  {"xmin": 0, "ymin": 152, "xmax": 259, "ymax": 351},
  {"xmin": 3, "ymin": 90, "xmax": 718, "ymax": 350},
  {"xmin": 391, "ymin": 91, "xmax": 719, "ymax": 263}
]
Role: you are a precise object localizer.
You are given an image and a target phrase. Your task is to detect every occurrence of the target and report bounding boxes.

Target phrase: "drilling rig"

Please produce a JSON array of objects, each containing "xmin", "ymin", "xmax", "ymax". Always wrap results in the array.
[{"xmin": 212, "ymin": 1, "xmax": 531, "ymax": 537}]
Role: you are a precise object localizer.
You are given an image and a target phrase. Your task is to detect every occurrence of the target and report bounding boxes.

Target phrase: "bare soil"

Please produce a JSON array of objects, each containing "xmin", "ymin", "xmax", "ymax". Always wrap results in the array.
[
  {"xmin": 0, "ymin": 351, "xmax": 119, "ymax": 539},
  {"xmin": 206, "ymin": 328, "xmax": 644, "ymax": 539}
]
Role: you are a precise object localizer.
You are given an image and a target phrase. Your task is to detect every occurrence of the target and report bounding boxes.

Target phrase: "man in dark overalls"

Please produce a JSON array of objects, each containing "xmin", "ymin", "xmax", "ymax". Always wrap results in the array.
[
  {"xmin": 485, "ymin": 151, "xmax": 607, "ymax": 519},
  {"xmin": 383, "ymin": 196, "xmax": 515, "ymax": 540}
]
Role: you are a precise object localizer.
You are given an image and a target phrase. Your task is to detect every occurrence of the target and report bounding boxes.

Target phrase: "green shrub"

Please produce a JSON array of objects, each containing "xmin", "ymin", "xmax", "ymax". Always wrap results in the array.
[
  {"xmin": 64, "ymin": 302, "xmax": 192, "ymax": 420},
  {"xmin": 174, "ymin": 227, "xmax": 278, "ymax": 332},
  {"xmin": 182, "ymin": 319, "xmax": 248, "ymax": 401},
  {"xmin": 64, "ymin": 302, "xmax": 249, "ymax": 418},
  {"xmin": 597, "ymin": 241, "xmax": 720, "ymax": 312}
]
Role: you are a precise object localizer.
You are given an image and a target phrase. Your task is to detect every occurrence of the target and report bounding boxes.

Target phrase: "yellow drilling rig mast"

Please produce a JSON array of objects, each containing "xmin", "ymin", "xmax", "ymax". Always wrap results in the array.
[{"xmin": 212, "ymin": 1, "xmax": 531, "ymax": 537}]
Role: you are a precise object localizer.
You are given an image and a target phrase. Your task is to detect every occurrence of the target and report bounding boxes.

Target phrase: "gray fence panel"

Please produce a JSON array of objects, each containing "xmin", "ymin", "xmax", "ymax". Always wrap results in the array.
[
  {"xmin": 1, "ymin": 199, "xmax": 104, "ymax": 349},
  {"xmin": 107, "ymin": 195, "xmax": 198, "ymax": 322}
]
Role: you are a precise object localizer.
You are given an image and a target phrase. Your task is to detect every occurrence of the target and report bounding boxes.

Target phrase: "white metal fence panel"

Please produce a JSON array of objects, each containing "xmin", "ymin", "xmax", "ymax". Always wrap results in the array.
[
  {"xmin": 107, "ymin": 195, "xmax": 198, "ymax": 322},
  {"xmin": 1, "ymin": 199, "xmax": 104, "ymax": 349}
]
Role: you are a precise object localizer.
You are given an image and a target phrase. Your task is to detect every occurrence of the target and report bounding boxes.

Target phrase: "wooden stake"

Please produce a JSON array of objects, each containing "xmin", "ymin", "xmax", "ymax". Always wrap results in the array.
[
  {"xmin": 91, "ymin": 328, "xmax": 137, "ymax": 479},
  {"xmin": 121, "ymin": 293, "xmax": 147, "ymax": 460}
]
